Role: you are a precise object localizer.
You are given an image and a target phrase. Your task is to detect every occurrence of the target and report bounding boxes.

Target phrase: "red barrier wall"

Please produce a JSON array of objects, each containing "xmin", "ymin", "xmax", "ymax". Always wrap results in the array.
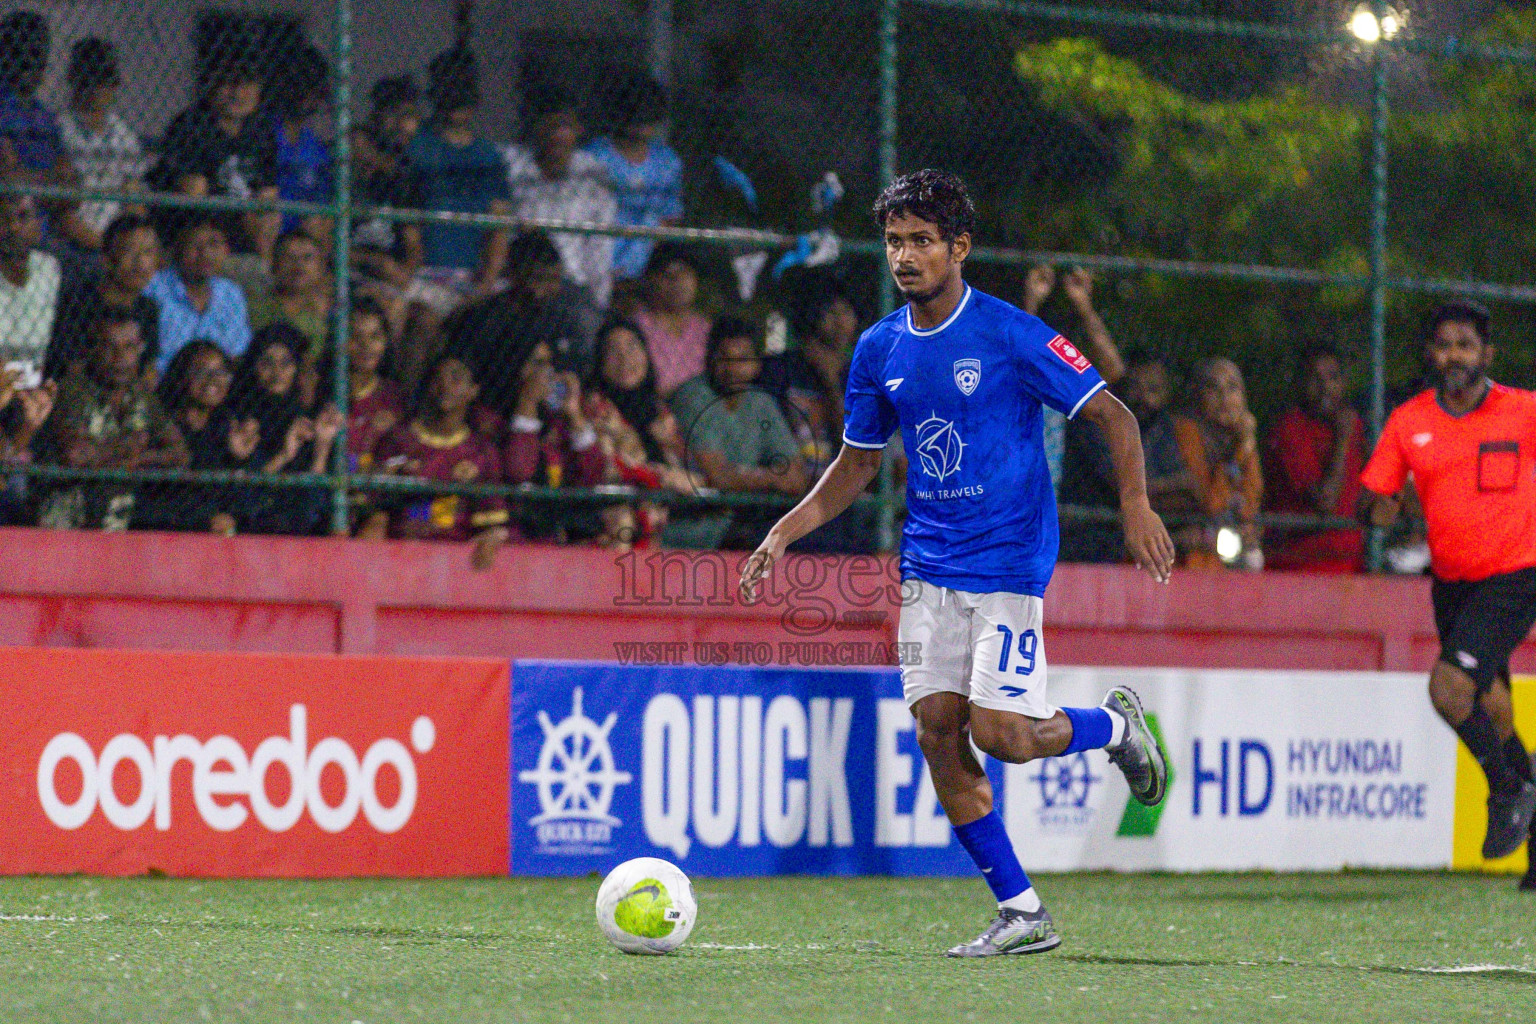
[{"xmin": 4, "ymin": 526, "xmax": 1534, "ymax": 673}]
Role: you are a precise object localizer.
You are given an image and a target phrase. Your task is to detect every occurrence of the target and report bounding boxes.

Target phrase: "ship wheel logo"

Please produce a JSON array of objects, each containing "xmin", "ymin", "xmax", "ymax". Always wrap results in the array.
[
  {"xmin": 519, "ymin": 687, "xmax": 633, "ymax": 825},
  {"xmin": 1031, "ymin": 752, "xmax": 1101, "ymax": 809}
]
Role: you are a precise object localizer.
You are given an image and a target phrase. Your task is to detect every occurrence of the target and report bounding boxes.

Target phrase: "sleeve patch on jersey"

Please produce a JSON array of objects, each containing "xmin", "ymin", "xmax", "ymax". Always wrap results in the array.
[{"xmin": 1048, "ymin": 334, "xmax": 1092, "ymax": 373}]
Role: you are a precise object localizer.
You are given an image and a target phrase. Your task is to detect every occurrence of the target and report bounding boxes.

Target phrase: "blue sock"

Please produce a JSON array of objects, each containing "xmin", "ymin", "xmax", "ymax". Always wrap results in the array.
[
  {"xmin": 1060, "ymin": 706, "xmax": 1114, "ymax": 754},
  {"xmin": 953, "ymin": 810, "xmax": 1031, "ymax": 904}
]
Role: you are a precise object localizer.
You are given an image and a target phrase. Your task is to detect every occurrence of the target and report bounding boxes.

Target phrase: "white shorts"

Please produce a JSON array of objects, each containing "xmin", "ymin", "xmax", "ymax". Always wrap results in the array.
[{"xmin": 897, "ymin": 580, "xmax": 1055, "ymax": 718}]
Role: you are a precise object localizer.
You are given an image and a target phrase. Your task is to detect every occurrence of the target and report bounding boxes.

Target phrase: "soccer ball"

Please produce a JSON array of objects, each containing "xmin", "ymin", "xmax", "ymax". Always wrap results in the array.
[{"xmin": 595, "ymin": 857, "xmax": 697, "ymax": 955}]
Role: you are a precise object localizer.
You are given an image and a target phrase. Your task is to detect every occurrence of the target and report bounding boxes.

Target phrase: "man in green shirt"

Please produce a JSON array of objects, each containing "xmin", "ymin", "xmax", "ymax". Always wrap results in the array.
[{"xmin": 667, "ymin": 317, "xmax": 808, "ymax": 548}]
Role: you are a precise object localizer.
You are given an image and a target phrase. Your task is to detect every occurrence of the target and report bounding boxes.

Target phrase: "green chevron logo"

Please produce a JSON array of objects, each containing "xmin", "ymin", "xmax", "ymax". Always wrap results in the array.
[{"xmin": 1115, "ymin": 713, "xmax": 1173, "ymax": 837}]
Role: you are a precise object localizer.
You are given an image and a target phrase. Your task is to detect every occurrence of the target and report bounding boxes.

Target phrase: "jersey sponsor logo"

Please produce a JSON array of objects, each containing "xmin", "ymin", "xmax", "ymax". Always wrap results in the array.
[
  {"xmin": 953, "ymin": 359, "xmax": 981, "ymax": 396},
  {"xmin": 914, "ymin": 414, "xmax": 966, "ymax": 483},
  {"xmin": 1048, "ymin": 335, "xmax": 1092, "ymax": 373},
  {"xmin": 885, "ymin": 378, "xmax": 904, "ymax": 391},
  {"xmin": 1412, "ymin": 432, "xmax": 1434, "ymax": 447}
]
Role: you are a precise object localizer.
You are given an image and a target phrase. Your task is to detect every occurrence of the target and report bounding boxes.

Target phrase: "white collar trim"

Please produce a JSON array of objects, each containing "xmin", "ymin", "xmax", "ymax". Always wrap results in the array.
[{"xmin": 905, "ymin": 285, "xmax": 972, "ymax": 337}]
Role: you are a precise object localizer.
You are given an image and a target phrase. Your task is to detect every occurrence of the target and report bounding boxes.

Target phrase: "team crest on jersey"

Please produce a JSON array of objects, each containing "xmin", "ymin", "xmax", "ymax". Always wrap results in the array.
[
  {"xmin": 915, "ymin": 414, "xmax": 966, "ymax": 482},
  {"xmin": 953, "ymin": 358, "xmax": 981, "ymax": 396}
]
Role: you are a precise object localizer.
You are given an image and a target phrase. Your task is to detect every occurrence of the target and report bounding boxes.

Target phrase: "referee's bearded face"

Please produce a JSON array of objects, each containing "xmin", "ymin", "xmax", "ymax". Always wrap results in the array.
[
  {"xmin": 1428, "ymin": 320, "xmax": 1492, "ymax": 393},
  {"xmin": 884, "ymin": 212, "xmax": 969, "ymax": 303}
]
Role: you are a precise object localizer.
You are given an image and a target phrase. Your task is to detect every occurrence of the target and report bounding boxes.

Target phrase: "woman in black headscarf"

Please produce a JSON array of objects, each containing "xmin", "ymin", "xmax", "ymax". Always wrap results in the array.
[
  {"xmin": 584, "ymin": 318, "xmax": 697, "ymax": 487},
  {"xmin": 575, "ymin": 319, "xmax": 704, "ymax": 549},
  {"xmin": 226, "ymin": 323, "xmax": 344, "ymax": 534}
]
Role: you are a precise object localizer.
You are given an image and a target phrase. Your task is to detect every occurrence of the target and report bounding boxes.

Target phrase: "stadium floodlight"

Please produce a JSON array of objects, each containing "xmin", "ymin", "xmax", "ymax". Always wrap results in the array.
[{"xmin": 1348, "ymin": 3, "xmax": 1404, "ymax": 43}]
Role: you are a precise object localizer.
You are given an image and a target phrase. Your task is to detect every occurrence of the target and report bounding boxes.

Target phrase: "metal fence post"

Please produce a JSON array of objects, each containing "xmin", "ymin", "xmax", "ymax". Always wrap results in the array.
[
  {"xmin": 649, "ymin": 0, "xmax": 675, "ymax": 88},
  {"xmin": 1366, "ymin": 5, "xmax": 1391, "ymax": 572},
  {"xmin": 329, "ymin": 0, "xmax": 355, "ymax": 536},
  {"xmin": 875, "ymin": 0, "xmax": 900, "ymax": 554}
]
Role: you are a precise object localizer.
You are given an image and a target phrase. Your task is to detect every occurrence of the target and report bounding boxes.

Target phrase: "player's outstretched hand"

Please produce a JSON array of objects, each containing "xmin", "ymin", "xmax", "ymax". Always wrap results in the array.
[
  {"xmin": 1123, "ymin": 500, "xmax": 1175, "ymax": 584},
  {"xmin": 739, "ymin": 531, "xmax": 788, "ymax": 604}
]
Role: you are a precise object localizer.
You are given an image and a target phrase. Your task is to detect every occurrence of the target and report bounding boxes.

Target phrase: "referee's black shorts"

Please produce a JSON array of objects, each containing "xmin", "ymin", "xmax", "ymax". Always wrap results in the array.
[{"xmin": 1431, "ymin": 564, "xmax": 1536, "ymax": 690}]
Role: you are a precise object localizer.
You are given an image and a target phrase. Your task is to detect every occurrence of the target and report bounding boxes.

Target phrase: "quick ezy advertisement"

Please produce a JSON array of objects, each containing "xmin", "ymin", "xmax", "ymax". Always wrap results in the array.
[{"xmin": 511, "ymin": 662, "xmax": 1459, "ymax": 875}]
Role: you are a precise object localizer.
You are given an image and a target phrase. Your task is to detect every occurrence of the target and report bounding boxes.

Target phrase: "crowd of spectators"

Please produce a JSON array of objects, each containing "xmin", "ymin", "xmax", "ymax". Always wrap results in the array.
[
  {"xmin": 1045, "ymin": 265, "xmax": 1392, "ymax": 576},
  {"xmin": 0, "ymin": 8, "xmax": 1406, "ymax": 572}
]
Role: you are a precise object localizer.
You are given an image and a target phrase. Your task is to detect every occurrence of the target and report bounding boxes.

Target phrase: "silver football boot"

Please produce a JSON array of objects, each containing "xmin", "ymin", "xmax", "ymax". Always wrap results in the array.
[
  {"xmin": 1101, "ymin": 685, "xmax": 1169, "ymax": 806},
  {"xmin": 945, "ymin": 906, "xmax": 1062, "ymax": 957}
]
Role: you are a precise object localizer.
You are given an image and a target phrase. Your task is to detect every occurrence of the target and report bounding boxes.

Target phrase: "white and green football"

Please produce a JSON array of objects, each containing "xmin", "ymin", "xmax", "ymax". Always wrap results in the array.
[{"xmin": 595, "ymin": 857, "xmax": 697, "ymax": 955}]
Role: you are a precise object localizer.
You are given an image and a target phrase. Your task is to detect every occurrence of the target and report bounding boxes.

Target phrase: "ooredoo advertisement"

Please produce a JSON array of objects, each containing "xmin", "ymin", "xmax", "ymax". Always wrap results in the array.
[{"xmin": 0, "ymin": 647, "xmax": 509, "ymax": 876}]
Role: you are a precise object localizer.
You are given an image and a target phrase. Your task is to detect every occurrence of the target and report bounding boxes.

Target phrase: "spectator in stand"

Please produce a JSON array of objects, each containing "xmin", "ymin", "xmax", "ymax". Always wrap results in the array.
[
  {"xmin": 157, "ymin": 341, "xmax": 235, "ymax": 458},
  {"xmin": 1060, "ymin": 354, "xmax": 1197, "ymax": 563},
  {"xmin": 349, "ymin": 76, "xmax": 442, "ymax": 314},
  {"xmin": 503, "ymin": 339, "xmax": 603, "ymax": 490},
  {"xmin": 223, "ymin": 324, "xmax": 342, "ymax": 536},
  {"xmin": 249, "ymin": 228, "xmax": 332, "ymax": 374},
  {"xmin": 137, "ymin": 340, "xmax": 243, "ymax": 535},
  {"xmin": 586, "ymin": 318, "xmax": 690, "ymax": 479},
  {"xmin": 1264, "ymin": 344, "xmax": 1367, "ymax": 573},
  {"xmin": 363, "ymin": 354, "xmax": 510, "ymax": 569},
  {"xmin": 634, "ymin": 243, "xmax": 711, "ymax": 398},
  {"xmin": 0, "ymin": 12, "xmax": 59, "ymax": 173},
  {"xmin": 584, "ymin": 73, "xmax": 683, "ymax": 283},
  {"xmin": 57, "ymin": 37, "xmax": 148, "ymax": 251},
  {"xmin": 36, "ymin": 309, "xmax": 188, "ymax": 530},
  {"xmin": 148, "ymin": 48, "xmax": 279, "ymax": 268},
  {"xmin": 0, "ymin": 360, "xmax": 52, "ymax": 524},
  {"xmin": 1172, "ymin": 356, "xmax": 1264, "ymax": 570},
  {"xmin": 441, "ymin": 230, "xmax": 600, "ymax": 417},
  {"xmin": 582, "ymin": 318, "xmax": 703, "ymax": 546},
  {"xmin": 268, "ymin": 43, "xmax": 332, "ymax": 238},
  {"xmin": 0, "ymin": 361, "xmax": 53, "ymax": 466},
  {"xmin": 145, "ymin": 214, "xmax": 252, "ymax": 373},
  {"xmin": 0, "ymin": 194, "xmax": 61, "ymax": 385},
  {"xmin": 407, "ymin": 44, "xmax": 510, "ymax": 292},
  {"xmin": 327, "ymin": 298, "xmax": 405, "ymax": 532},
  {"xmin": 1021, "ymin": 263, "xmax": 1125, "ymax": 490},
  {"xmin": 0, "ymin": 12, "xmax": 90, "ymax": 251},
  {"xmin": 669, "ymin": 317, "xmax": 808, "ymax": 549},
  {"xmin": 47, "ymin": 212, "xmax": 161, "ymax": 382},
  {"xmin": 1121, "ymin": 357, "xmax": 1196, "ymax": 512},
  {"xmin": 504, "ymin": 87, "xmax": 616, "ymax": 308},
  {"xmin": 339, "ymin": 297, "xmax": 404, "ymax": 474},
  {"xmin": 760, "ymin": 279, "xmax": 860, "ymax": 467}
]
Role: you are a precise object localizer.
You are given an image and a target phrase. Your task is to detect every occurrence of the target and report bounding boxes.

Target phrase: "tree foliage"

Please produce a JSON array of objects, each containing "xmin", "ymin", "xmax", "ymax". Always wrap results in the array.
[{"xmin": 997, "ymin": 16, "xmax": 1536, "ymax": 418}]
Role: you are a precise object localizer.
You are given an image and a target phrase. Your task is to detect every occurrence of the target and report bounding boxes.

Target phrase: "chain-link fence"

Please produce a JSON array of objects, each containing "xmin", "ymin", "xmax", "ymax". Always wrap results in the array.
[{"xmin": 0, "ymin": 1, "xmax": 1533, "ymax": 569}]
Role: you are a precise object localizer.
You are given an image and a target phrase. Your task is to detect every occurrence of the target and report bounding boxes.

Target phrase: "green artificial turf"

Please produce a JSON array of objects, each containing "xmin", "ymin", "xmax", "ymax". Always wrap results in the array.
[{"xmin": 0, "ymin": 872, "xmax": 1531, "ymax": 1023}]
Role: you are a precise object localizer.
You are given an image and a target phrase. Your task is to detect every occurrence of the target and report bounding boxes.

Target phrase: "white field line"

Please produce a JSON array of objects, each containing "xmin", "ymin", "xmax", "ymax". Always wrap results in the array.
[
  {"xmin": 0, "ymin": 913, "xmax": 111, "ymax": 923},
  {"xmin": 1408, "ymin": 964, "xmax": 1536, "ymax": 975}
]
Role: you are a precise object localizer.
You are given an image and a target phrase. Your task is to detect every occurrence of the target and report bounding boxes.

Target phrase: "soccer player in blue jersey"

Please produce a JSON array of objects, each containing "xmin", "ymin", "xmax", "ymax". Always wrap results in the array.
[{"xmin": 739, "ymin": 169, "xmax": 1175, "ymax": 956}]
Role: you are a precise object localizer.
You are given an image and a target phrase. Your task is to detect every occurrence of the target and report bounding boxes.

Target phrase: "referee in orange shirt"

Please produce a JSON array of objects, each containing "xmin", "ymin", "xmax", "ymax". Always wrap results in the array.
[{"xmin": 1360, "ymin": 300, "xmax": 1536, "ymax": 885}]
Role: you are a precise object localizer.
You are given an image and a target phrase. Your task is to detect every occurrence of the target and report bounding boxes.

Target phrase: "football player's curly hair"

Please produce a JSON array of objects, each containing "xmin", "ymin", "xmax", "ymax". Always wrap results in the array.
[{"xmin": 872, "ymin": 169, "xmax": 976, "ymax": 243}]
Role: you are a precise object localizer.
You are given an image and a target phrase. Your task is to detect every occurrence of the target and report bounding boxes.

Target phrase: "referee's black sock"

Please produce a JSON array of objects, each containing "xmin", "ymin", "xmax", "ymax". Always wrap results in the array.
[
  {"xmin": 1505, "ymin": 734, "xmax": 1534, "ymax": 785},
  {"xmin": 1456, "ymin": 708, "xmax": 1521, "ymax": 795}
]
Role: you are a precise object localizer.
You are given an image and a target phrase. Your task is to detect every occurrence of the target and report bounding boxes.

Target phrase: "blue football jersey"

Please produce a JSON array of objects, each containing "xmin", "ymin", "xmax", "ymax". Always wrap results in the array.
[{"xmin": 842, "ymin": 285, "xmax": 1106, "ymax": 596}]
